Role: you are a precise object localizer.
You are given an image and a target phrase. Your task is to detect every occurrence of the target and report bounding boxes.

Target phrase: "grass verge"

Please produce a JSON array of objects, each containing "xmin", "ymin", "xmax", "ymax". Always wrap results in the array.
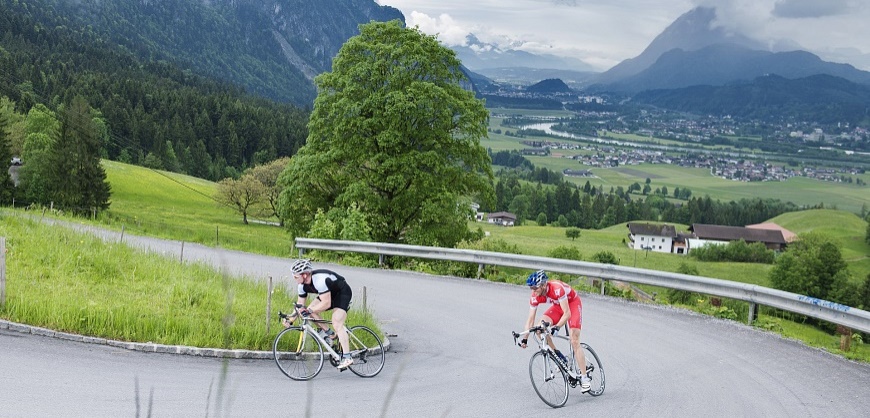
[{"xmin": 0, "ymin": 215, "xmax": 381, "ymax": 350}]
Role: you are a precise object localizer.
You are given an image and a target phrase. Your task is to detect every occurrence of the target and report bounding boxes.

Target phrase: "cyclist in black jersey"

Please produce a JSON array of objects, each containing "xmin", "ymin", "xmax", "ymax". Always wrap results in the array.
[{"xmin": 285, "ymin": 259, "xmax": 355, "ymax": 369}]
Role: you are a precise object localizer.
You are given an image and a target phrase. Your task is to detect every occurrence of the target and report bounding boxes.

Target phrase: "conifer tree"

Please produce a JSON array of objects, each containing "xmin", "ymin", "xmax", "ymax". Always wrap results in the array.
[{"xmin": 49, "ymin": 96, "xmax": 111, "ymax": 212}]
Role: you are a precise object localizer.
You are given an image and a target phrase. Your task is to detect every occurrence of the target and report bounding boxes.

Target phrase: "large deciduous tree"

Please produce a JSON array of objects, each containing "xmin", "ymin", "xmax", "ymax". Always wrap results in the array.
[
  {"xmin": 216, "ymin": 175, "xmax": 265, "ymax": 225},
  {"xmin": 769, "ymin": 232, "xmax": 852, "ymax": 304},
  {"xmin": 247, "ymin": 157, "xmax": 290, "ymax": 225},
  {"xmin": 278, "ymin": 20, "xmax": 493, "ymax": 246},
  {"xmin": 20, "ymin": 104, "xmax": 61, "ymax": 205}
]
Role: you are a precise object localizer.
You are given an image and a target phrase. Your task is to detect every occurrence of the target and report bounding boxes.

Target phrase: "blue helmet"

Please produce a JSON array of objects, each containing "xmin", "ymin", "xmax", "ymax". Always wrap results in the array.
[{"xmin": 526, "ymin": 270, "xmax": 548, "ymax": 287}]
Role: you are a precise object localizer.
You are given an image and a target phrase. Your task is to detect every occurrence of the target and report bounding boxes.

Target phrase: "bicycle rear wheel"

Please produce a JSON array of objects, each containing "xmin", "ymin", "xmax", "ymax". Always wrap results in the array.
[
  {"xmin": 346, "ymin": 326, "xmax": 385, "ymax": 378},
  {"xmin": 581, "ymin": 343, "xmax": 605, "ymax": 396},
  {"xmin": 528, "ymin": 351, "xmax": 569, "ymax": 408},
  {"xmin": 273, "ymin": 326, "xmax": 324, "ymax": 381}
]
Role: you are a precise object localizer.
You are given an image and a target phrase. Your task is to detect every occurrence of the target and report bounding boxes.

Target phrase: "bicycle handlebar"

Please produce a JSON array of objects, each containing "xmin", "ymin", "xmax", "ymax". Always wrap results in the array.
[{"xmin": 512, "ymin": 323, "xmax": 553, "ymax": 346}]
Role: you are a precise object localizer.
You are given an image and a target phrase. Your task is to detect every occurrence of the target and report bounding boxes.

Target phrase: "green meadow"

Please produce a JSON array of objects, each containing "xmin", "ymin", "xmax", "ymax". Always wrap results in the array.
[
  {"xmin": 485, "ymin": 111, "xmax": 870, "ymax": 214},
  {"xmin": 517, "ymin": 150, "xmax": 869, "ymax": 215},
  {"xmin": 101, "ymin": 160, "xmax": 294, "ymax": 256}
]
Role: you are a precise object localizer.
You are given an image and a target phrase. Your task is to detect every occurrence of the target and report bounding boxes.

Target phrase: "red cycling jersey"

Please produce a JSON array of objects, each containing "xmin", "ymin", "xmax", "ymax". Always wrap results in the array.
[
  {"xmin": 529, "ymin": 280, "xmax": 583, "ymax": 329},
  {"xmin": 529, "ymin": 280, "xmax": 578, "ymax": 307}
]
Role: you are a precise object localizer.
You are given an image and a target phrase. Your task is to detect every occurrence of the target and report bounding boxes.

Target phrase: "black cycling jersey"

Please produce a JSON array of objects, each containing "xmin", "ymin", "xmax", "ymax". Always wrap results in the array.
[{"xmin": 297, "ymin": 269, "xmax": 348, "ymax": 297}]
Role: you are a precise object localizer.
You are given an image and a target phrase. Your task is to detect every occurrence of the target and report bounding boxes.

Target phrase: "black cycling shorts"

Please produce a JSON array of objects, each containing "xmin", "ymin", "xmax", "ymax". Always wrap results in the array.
[{"xmin": 319, "ymin": 280, "xmax": 352, "ymax": 312}]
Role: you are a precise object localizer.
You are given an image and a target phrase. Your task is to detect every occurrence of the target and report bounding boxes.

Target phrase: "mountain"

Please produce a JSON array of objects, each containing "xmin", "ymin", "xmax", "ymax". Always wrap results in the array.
[
  {"xmin": 471, "ymin": 67, "xmax": 597, "ymax": 89},
  {"xmin": 451, "ymin": 34, "xmax": 595, "ymax": 72},
  {"xmin": 594, "ymin": 44, "xmax": 870, "ymax": 93},
  {"xmin": 632, "ymin": 74, "xmax": 870, "ymax": 124},
  {"xmin": 526, "ymin": 79, "xmax": 572, "ymax": 94},
  {"xmin": 592, "ymin": 7, "xmax": 765, "ymax": 86},
  {"xmin": 11, "ymin": 0, "xmax": 404, "ymax": 105}
]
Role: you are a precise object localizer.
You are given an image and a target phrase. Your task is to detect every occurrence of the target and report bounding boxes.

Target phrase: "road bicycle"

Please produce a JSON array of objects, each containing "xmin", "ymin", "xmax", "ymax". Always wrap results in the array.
[
  {"xmin": 512, "ymin": 323, "xmax": 605, "ymax": 408},
  {"xmin": 273, "ymin": 304, "xmax": 385, "ymax": 380}
]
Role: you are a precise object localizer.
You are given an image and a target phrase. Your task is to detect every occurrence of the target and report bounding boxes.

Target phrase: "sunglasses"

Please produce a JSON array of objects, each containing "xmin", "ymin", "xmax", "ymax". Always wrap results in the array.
[{"xmin": 529, "ymin": 285, "xmax": 540, "ymax": 290}]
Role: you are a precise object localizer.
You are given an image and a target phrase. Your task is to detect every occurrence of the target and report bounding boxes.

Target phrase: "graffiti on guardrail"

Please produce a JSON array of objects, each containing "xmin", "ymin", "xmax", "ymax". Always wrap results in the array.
[{"xmin": 797, "ymin": 295, "xmax": 851, "ymax": 312}]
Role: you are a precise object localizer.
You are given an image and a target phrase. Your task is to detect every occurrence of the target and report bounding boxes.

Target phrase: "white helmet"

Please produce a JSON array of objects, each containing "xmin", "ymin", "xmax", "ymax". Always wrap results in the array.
[{"xmin": 291, "ymin": 259, "xmax": 313, "ymax": 274}]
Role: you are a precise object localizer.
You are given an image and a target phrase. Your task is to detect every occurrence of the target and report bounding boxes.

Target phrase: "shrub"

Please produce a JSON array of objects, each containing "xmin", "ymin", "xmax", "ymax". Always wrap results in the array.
[
  {"xmin": 547, "ymin": 245, "xmax": 582, "ymax": 261},
  {"xmin": 690, "ymin": 240, "xmax": 775, "ymax": 263},
  {"xmin": 591, "ymin": 251, "xmax": 618, "ymax": 265}
]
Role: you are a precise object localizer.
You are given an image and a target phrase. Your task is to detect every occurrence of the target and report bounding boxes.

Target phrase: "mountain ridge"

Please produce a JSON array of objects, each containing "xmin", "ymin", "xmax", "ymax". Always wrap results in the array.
[
  {"xmin": 632, "ymin": 73, "xmax": 870, "ymax": 124},
  {"xmin": 592, "ymin": 44, "xmax": 870, "ymax": 93},
  {"xmin": 17, "ymin": 0, "xmax": 404, "ymax": 105}
]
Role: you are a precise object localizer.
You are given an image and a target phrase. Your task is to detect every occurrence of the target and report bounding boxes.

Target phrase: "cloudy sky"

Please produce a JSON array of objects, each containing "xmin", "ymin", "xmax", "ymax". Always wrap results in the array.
[{"xmin": 375, "ymin": 0, "xmax": 870, "ymax": 72}]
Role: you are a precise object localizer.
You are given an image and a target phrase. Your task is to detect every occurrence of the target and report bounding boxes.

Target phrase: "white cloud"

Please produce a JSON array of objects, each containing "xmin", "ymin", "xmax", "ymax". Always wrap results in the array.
[
  {"xmin": 377, "ymin": 0, "xmax": 870, "ymax": 71},
  {"xmin": 772, "ymin": 0, "xmax": 853, "ymax": 18}
]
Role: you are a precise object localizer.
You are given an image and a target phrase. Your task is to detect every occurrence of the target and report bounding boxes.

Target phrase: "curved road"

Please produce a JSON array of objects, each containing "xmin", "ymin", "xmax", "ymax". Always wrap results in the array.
[{"xmin": 2, "ymin": 227, "xmax": 870, "ymax": 417}]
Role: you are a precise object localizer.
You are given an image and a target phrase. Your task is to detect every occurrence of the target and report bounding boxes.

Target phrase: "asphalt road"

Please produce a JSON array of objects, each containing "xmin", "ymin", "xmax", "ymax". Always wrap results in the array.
[{"xmin": 2, "ymin": 226, "xmax": 870, "ymax": 417}]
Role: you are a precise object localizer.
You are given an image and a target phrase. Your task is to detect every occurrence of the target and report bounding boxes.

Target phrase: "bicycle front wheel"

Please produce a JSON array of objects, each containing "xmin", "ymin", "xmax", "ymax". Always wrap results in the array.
[
  {"xmin": 273, "ymin": 326, "xmax": 324, "ymax": 381},
  {"xmin": 528, "ymin": 351, "xmax": 569, "ymax": 408},
  {"xmin": 346, "ymin": 326, "xmax": 385, "ymax": 378},
  {"xmin": 581, "ymin": 343, "xmax": 605, "ymax": 396}
]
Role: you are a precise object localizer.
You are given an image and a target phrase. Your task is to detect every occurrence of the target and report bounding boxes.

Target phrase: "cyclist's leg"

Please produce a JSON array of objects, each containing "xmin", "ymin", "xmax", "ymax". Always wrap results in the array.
[
  {"xmin": 332, "ymin": 307, "xmax": 349, "ymax": 352},
  {"xmin": 541, "ymin": 305, "xmax": 563, "ymax": 352},
  {"xmin": 308, "ymin": 297, "xmax": 330, "ymax": 333},
  {"xmin": 567, "ymin": 299, "xmax": 587, "ymax": 375},
  {"xmin": 331, "ymin": 286, "xmax": 353, "ymax": 356}
]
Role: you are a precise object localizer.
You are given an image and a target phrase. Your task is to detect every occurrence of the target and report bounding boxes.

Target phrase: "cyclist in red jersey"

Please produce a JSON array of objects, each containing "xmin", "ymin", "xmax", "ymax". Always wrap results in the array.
[{"xmin": 519, "ymin": 270, "xmax": 591, "ymax": 391}]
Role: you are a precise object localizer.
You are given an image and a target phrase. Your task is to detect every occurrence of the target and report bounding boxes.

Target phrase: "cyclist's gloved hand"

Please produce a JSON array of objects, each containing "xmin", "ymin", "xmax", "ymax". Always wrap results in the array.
[
  {"xmin": 550, "ymin": 326, "xmax": 560, "ymax": 335},
  {"xmin": 519, "ymin": 338, "xmax": 528, "ymax": 348},
  {"xmin": 299, "ymin": 307, "xmax": 311, "ymax": 317}
]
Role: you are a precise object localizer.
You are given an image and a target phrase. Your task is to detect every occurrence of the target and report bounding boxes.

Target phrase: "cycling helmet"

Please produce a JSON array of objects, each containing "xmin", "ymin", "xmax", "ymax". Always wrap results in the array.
[
  {"xmin": 526, "ymin": 270, "xmax": 548, "ymax": 287},
  {"xmin": 291, "ymin": 259, "xmax": 313, "ymax": 275}
]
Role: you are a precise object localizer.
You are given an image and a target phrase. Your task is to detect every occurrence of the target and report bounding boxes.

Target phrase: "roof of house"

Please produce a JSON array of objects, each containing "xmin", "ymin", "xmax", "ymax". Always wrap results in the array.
[
  {"xmin": 488, "ymin": 211, "xmax": 517, "ymax": 220},
  {"xmin": 627, "ymin": 222, "xmax": 677, "ymax": 238},
  {"xmin": 746, "ymin": 222, "xmax": 798, "ymax": 242},
  {"xmin": 690, "ymin": 224, "xmax": 786, "ymax": 244}
]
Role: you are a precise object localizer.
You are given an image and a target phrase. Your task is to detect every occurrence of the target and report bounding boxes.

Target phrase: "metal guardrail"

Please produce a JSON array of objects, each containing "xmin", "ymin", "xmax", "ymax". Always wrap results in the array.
[{"xmin": 296, "ymin": 238, "xmax": 870, "ymax": 334}]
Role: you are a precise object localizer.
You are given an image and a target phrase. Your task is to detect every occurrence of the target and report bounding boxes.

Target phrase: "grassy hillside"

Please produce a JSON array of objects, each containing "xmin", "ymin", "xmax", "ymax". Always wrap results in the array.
[
  {"xmin": 772, "ymin": 209, "xmax": 870, "ymax": 281},
  {"xmin": 478, "ymin": 209, "xmax": 869, "ymax": 286},
  {"xmin": 0, "ymin": 215, "xmax": 299, "ymax": 350},
  {"xmin": 101, "ymin": 160, "xmax": 293, "ymax": 256}
]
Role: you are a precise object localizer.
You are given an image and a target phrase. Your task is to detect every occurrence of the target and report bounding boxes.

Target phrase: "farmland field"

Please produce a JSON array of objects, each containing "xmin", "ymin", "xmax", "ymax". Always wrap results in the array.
[{"xmin": 484, "ymin": 113, "xmax": 870, "ymax": 214}]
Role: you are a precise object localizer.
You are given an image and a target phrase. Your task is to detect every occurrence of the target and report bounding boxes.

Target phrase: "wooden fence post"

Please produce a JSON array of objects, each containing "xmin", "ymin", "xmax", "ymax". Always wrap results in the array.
[
  {"xmin": 120, "ymin": 225, "xmax": 125, "ymax": 243},
  {"xmin": 266, "ymin": 276, "xmax": 273, "ymax": 334},
  {"xmin": 362, "ymin": 286, "xmax": 368, "ymax": 320},
  {"xmin": 216, "ymin": 226, "xmax": 219, "ymax": 245},
  {"xmin": 180, "ymin": 241, "xmax": 185, "ymax": 263},
  {"xmin": 1, "ymin": 237, "xmax": 6, "ymax": 308}
]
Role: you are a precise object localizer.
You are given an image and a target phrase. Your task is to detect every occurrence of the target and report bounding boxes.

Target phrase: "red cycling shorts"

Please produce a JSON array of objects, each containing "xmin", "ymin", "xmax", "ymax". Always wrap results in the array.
[{"xmin": 543, "ymin": 297, "xmax": 582, "ymax": 330}]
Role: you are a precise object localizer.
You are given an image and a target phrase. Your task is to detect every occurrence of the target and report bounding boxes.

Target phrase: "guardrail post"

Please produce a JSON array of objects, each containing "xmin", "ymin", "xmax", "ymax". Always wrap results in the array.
[
  {"xmin": 378, "ymin": 254, "xmax": 384, "ymax": 266},
  {"xmin": 298, "ymin": 248, "xmax": 305, "ymax": 258},
  {"xmin": 747, "ymin": 302, "xmax": 758, "ymax": 325},
  {"xmin": 600, "ymin": 279, "xmax": 605, "ymax": 295},
  {"xmin": 477, "ymin": 263, "xmax": 484, "ymax": 279}
]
